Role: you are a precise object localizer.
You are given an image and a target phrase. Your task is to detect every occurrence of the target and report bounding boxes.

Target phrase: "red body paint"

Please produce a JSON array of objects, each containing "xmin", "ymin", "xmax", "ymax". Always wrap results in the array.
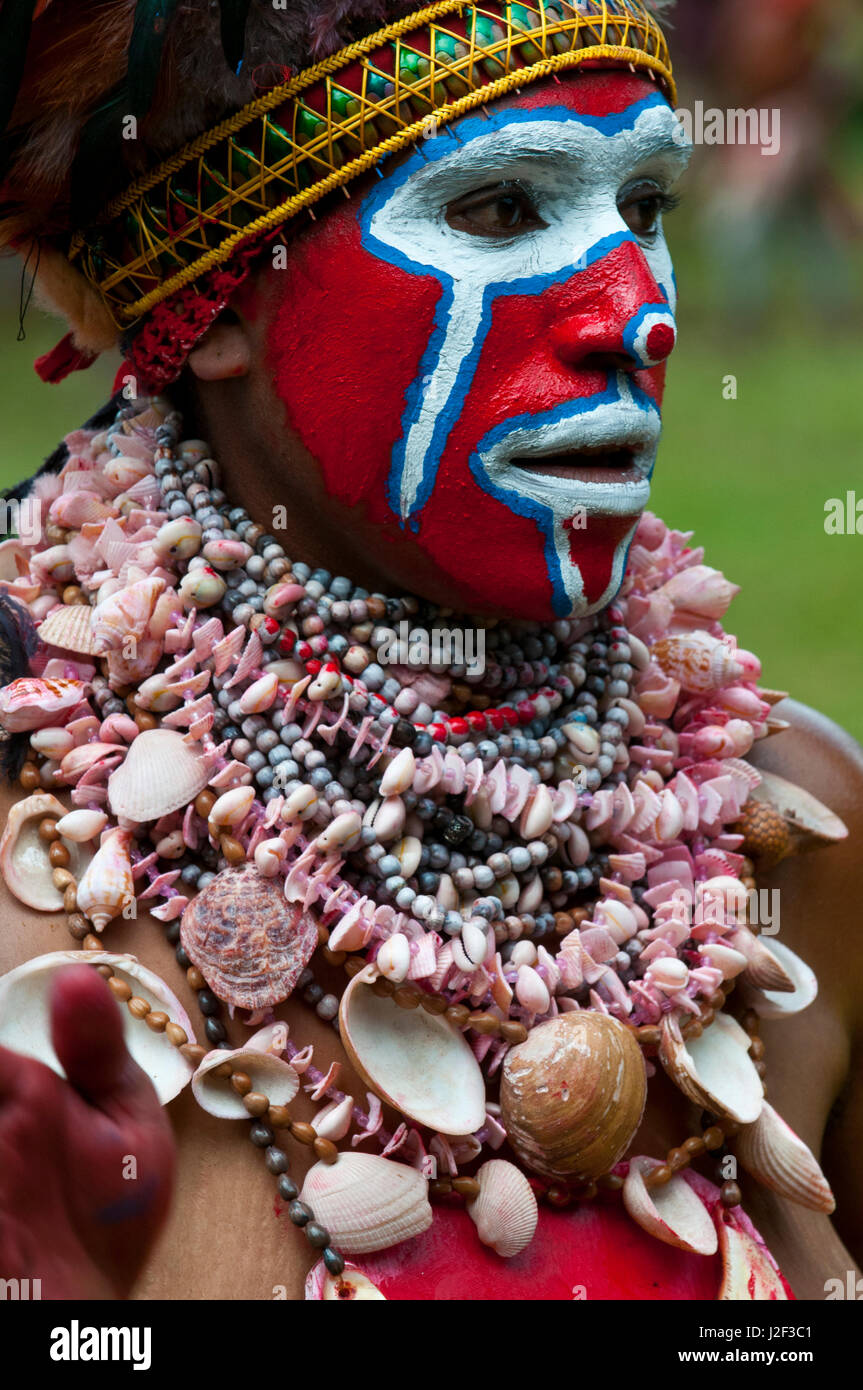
[{"xmin": 261, "ymin": 72, "xmax": 675, "ymax": 618}]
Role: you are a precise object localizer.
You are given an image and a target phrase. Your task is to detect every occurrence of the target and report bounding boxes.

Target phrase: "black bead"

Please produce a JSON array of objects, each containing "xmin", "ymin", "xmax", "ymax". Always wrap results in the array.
[
  {"xmin": 197, "ymin": 989, "xmax": 219, "ymax": 1016},
  {"xmin": 265, "ymin": 1146, "xmax": 289, "ymax": 1175},
  {"xmin": 278, "ymin": 1175, "xmax": 299, "ymax": 1202},
  {"xmin": 442, "ymin": 813, "xmax": 473, "ymax": 847},
  {"xmin": 322, "ymin": 1247, "xmax": 345, "ymax": 1277},
  {"xmin": 391, "ymin": 719, "xmax": 417, "ymax": 747},
  {"xmin": 204, "ymin": 1017, "xmax": 226, "ymax": 1043},
  {"xmin": 289, "ymin": 1200, "xmax": 312, "ymax": 1226},
  {"xmin": 250, "ymin": 1122, "xmax": 275, "ymax": 1148},
  {"xmin": 305, "ymin": 1222, "xmax": 330, "ymax": 1249},
  {"xmin": 175, "ymin": 945, "xmax": 191, "ymax": 969},
  {"xmin": 165, "ymin": 921, "xmax": 181, "ymax": 945}
]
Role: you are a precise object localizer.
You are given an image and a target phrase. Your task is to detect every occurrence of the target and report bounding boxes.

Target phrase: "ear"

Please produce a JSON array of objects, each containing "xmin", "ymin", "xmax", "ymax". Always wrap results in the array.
[{"xmin": 186, "ymin": 316, "xmax": 251, "ymax": 381}]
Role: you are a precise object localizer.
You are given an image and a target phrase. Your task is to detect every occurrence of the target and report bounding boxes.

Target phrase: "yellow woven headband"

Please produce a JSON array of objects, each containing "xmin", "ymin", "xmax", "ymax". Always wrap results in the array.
[{"xmin": 68, "ymin": 0, "xmax": 675, "ymax": 326}]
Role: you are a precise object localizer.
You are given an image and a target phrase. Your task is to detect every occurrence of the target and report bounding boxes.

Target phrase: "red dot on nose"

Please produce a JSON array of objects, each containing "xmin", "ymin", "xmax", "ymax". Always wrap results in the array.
[{"xmin": 645, "ymin": 323, "xmax": 675, "ymax": 362}]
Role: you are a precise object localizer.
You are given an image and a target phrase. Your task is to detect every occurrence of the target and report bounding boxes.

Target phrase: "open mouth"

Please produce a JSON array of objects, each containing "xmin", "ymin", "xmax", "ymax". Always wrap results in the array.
[{"xmin": 511, "ymin": 446, "xmax": 642, "ymax": 486}]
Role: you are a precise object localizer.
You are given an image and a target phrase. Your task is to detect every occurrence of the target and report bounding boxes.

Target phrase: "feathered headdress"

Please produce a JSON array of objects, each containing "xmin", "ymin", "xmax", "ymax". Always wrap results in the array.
[{"xmin": 0, "ymin": 1, "xmax": 676, "ymax": 385}]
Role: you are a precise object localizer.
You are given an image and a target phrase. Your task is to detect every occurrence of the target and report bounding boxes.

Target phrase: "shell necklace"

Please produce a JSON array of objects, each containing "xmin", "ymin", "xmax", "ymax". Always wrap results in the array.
[{"xmin": 0, "ymin": 392, "xmax": 838, "ymax": 1295}]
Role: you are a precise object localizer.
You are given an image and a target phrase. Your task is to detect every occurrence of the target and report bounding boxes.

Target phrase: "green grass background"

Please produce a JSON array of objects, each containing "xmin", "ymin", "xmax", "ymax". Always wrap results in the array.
[{"xmin": 0, "ymin": 212, "xmax": 860, "ymax": 741}]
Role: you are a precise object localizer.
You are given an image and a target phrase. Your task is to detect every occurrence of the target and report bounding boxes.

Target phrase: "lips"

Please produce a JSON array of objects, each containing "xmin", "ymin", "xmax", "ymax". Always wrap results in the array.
[{"xmin": 511, "ymin": 446, "xmax": 641, "ymax": 485}]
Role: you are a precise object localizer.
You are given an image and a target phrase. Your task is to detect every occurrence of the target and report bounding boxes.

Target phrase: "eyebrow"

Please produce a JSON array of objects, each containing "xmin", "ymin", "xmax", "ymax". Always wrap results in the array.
[{"xmin": 417, "ymin": 123, "xmax": 691, "ymax": 184}]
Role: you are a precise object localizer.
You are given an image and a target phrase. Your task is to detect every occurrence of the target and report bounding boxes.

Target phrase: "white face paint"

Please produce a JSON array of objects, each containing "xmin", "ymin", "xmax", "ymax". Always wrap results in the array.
[
  {"xmin": 361, "ymin": 95, "xmax": 691, "ymax": 560},
  {"xmin": 269, "ymin": 82, "xmax": 693, "ymax": 622}
]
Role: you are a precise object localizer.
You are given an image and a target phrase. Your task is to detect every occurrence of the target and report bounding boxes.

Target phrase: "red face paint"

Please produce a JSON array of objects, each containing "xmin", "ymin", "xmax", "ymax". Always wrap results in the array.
[{"xmin": 260, "ymin": 71, "xmax": 686, "ymax": 618}]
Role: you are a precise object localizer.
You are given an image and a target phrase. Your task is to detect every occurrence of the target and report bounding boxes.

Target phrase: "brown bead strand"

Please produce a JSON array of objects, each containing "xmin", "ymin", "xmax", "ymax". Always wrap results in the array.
[
  {"xmin": 333, "ymin": 924, "xmax": 739, "ymax": 1055},
  {"xmin": 98, "ymin": 960, "xmax": 346, "ymax": 1273},
  {"xmin": 34, "ymin": 817, "xmax": 95, "ymax": 946},
  {"xmin": 340, "ymin": 953, "xmax": 530, "ymax": 1044},
  {"xmin": 94, "ymin": 959, "xmax": 341, "ymax": 1165}
]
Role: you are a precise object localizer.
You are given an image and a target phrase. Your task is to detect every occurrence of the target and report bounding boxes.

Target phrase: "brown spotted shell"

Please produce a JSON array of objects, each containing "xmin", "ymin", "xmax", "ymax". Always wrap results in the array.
[
  {"xmin": 500, "ymin": 1012, "xmax": 647, "ymax": 1182},
  {"xmin": 179, "ymin": 865, "xmax": 318, "ymax": 1010}
]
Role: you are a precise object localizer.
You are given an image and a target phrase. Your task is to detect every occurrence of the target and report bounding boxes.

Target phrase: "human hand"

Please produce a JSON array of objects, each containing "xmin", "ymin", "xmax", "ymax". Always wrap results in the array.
[{"xmin": 0, "ymin": 963, "xmax": 176, "ymax": 1299}]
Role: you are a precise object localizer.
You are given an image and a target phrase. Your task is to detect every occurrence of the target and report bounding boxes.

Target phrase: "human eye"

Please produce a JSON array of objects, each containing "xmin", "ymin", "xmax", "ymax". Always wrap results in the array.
[
  {"xmin": 444, "ymin": 180, "xmax": 548, "ymax": 238},
  {"xmin": 617, "ymin": 179, "xmax": 681, "ymax": 239}
]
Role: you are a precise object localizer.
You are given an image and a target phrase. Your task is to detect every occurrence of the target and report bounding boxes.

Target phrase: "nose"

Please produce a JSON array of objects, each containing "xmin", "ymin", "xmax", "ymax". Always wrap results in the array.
[{"xmin": 549, "ymin": 242, "xmax": 677, "ymax": 373}]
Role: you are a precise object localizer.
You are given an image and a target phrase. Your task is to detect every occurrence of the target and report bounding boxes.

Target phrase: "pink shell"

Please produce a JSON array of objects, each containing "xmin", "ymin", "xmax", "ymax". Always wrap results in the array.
[
  {"xmin": 0, "ymin": 677, "xmax": 89, "ymax": 732},
  {"xmin": 180, "ymin": 865, "xmax": 319, "ymax": 1010}
]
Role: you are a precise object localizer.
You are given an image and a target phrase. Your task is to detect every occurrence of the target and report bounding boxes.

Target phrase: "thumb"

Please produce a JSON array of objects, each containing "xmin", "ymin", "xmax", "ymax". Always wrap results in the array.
[{"xmin": 50, "ymin": 963, "xmax": 160, "ymax": 1115}]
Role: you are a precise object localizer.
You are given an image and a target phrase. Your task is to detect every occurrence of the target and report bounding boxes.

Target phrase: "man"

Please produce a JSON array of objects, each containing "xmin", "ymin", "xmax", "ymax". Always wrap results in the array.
[{"xmin": 0, "ymin": 0, "xmax": 861, "ymax": 1300}]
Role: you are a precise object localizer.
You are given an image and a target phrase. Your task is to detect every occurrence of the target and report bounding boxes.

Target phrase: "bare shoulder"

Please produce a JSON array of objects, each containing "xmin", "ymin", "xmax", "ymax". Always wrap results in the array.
[
  {"xmin": 746, "ymin": 698, "xmax": 863, "ymax": 1031},
  {"xmin": 741, "ymin": 698, "xmax": 863, "ymax": 1035}
]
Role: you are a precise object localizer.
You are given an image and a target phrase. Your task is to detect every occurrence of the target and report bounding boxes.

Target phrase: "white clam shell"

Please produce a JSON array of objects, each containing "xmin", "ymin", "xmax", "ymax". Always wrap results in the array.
[
  {"xmin": 300, "ymin": 1151, "xmax": 432, "ymax": 1254},
  {"xmin": 192, "ymin": 1025, "xmax": 299, "ymax": 1119},
  {"xmin": 468, "ymin": 1159, "xmax": 538, "ymax": 1259},
  {"xmin": 740, "ymin": 939, "xmax": 818, "ymax": 1019},
  {"xmin": 107, "ymin": 728, "xmax": 211, "ymax": 823},
  {"xmin": 0, "ymin": 951, "xmax": 194, "ymax": 1104},
  {"xmin": 659, "ymin": 1011, "xmax": 764, "ymax": 1125},
  {"xmin": 622, "ymin": 1157, "xmax": 718, "ymax": 1256},
  {"xmin": 339, "ymin": 968, "xmax": 486, "ymax": 1135},
  {"xmin": 0, "ymin": 793, "xmax": 93, "ymax": 910},
  {"xmin": 734, "ymin": 1102, "xmax": 834, "ymax": 1213},
  {"xmin": 37, "ymin": 603, "xmax": 98, "ymax": 656}
]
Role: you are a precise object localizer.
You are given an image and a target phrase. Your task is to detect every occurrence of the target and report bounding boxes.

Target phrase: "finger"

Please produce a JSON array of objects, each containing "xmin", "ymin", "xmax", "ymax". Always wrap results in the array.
[{"xmin": 49, "ymin": 964, "xmax": 160, "ymax": 1116}]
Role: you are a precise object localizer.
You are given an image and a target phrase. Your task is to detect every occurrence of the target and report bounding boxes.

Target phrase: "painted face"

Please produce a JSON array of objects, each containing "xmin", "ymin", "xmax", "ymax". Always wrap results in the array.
[{"xmin": 260, "ymin": 72, "xmax": 691, "ymax": 619}]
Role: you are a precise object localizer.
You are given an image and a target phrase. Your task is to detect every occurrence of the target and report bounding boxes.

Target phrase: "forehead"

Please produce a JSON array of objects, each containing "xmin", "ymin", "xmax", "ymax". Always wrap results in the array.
[
  {"xmin": 482, "ymin": 68, "xmax": 671, "ymax": 121},
  {"xmin": 376, "ymin": 69, "xmax": 689, "ymax": 193}
]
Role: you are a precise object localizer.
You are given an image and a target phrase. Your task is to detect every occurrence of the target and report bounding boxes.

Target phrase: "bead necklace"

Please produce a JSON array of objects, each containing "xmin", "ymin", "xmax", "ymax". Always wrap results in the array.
[{"xmin": 0, "ymin": 391, "xmax": 834, "ymax": 1286}]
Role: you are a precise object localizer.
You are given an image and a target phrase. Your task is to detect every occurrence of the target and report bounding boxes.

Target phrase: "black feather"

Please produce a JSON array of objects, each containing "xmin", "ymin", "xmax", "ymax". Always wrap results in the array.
[
  {"xmin": 69, "ymin": 81, "xmax": 132, "ymax": 221},
  {"xmin": 0, "ymin": 0, "xmax": 35, "ymax": 135},
  {"xmin": 128, "ymin": 0, "xmax": 181, "ymax": 116},
  {"xmin": 218, "ymin": 0, "xmax": 251, "ymax": 74}
]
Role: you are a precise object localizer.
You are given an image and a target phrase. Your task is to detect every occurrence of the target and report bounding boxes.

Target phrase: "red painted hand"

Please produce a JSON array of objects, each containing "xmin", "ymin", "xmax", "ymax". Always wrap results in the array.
[{"xmin": 0, "ymin": 964, "xmax": 175, "ymax": 1299}]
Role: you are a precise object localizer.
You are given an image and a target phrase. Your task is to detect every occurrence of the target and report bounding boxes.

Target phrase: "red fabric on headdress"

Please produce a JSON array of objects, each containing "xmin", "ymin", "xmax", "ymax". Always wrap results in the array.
[
  {"xmin": 37, "ymin": 227, "xmax": 281, "ymax": 391},
  {"xmin": 34, "ymin": 331, "xmax": 97, "ymax": 382}
]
